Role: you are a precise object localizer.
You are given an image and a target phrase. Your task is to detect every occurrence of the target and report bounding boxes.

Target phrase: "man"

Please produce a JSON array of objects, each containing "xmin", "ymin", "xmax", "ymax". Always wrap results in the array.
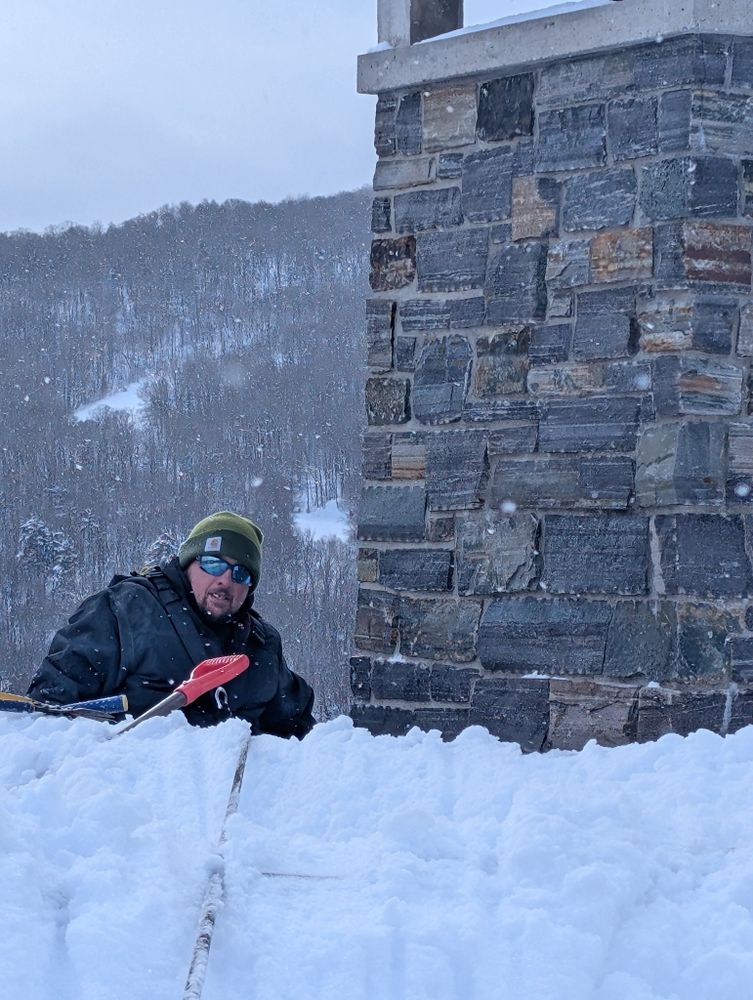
[{"xmin": 28, "ymin": 512, "xmax": 315, "ymax": 738}]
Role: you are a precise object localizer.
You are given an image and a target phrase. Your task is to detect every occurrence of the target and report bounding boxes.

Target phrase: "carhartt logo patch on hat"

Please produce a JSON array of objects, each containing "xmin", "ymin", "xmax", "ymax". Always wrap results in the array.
[{"xmin": 204, "ymin": 536, "xmax": 222, "ymax": 552}]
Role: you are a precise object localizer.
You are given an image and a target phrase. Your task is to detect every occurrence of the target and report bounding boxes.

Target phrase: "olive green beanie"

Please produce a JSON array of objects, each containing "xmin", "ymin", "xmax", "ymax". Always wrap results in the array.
[{"xmin": 178, "ymin": 511, "xmax": 263, "ymax": 591}]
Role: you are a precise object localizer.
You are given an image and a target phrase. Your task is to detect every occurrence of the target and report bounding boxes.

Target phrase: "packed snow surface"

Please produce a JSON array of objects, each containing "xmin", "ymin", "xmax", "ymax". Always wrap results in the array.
[{"xmin": 3, "ymin": 715, "xmax": 753, "ymax": 1000}]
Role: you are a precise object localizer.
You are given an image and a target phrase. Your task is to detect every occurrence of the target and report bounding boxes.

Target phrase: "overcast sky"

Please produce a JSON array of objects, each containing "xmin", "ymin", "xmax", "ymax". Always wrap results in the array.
[{"xmin": 1, "ymin": 0, "xmax": 568, "ymax": 233}]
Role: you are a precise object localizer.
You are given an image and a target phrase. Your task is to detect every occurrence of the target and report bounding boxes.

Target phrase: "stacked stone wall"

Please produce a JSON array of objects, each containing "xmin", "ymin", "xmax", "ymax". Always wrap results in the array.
[{"xmin": 352, "ymin": 34, "xmax": 753, "ymax": 749}]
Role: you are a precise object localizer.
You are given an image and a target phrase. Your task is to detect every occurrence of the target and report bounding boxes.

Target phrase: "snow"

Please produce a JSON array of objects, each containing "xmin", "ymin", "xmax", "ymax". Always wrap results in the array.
[
  {"xmin": 421, "ymin": 0, "xmax": 612, "ymax": 42},
  {"xmin": 73, "ymin": 378, "xmax": 149, "ymax": 424},
  {"xmin": 293, "ymin": 498, "xmax": 352, "ymax": 542},
  {"xmin": 3, "ymin": 713, "xmax": 753, "ymax": 999}
]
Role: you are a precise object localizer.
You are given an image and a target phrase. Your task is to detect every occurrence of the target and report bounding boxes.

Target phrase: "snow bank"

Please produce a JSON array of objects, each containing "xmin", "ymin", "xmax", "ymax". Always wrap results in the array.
[{"xmin": 3, "ymin": 714, "xmax": 753, "ymax": 999}]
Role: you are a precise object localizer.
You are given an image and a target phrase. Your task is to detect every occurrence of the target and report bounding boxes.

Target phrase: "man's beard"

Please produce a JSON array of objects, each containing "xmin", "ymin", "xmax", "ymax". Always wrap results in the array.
[{"xmin": 198, "ymin": 586, "xmax": 237, "ymax": 621}]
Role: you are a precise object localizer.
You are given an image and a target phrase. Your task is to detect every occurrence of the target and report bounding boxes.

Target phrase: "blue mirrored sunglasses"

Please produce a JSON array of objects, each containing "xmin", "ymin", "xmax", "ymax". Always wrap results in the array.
[{"xmin": 196, "ymin": 555, "xmax": 252, "ymax": 586}]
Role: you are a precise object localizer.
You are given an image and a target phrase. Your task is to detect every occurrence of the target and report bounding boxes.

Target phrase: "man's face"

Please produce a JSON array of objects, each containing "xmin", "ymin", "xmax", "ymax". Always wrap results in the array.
[{"xmin": 186, "ymin": 556, "xmax": 249, "ymax": 620}]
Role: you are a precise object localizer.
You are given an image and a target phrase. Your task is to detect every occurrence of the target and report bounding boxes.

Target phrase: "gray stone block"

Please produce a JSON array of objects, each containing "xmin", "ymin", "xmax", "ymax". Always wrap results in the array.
[
  {"xmin": 490, "ymin": 223, "xmax": 513, "ymax": 244},
  {"xmin": 653, "ymin": 355, "xmax": 744, "ymax": 416},
  {"xmin": 744, "ymin": 161, "xmax": 753, "ymax": 216},
  {"xmin": 636, "ymin": 421, "xmax": 725, "ymax": 507},
  {"xmin": 470, "ymin": 677, "xmax": 549, "ymax": 751},
  {"xmin": 487, "ymin": 243, "xmax": 547, "ymax": 322},
  {"xmin": 529, "ymin": 324, "xmax": 572, "ymax": 364},
  {"xmin": 478, "ymin": 597, "xmax": 612, "ymax": 674},
  {"xmin": 608, "ymin": 96, "xmax": 658, "ymax": 161},
  {"xmin": 351, "ymin": 705, "xmax": 413, "ymax": 737},
  {"xmin": 417, "ymin": 228, "xmax": 488, "ymax": 292},
  {"xmin": 370, "ymin": 659, "xmax": 431, "ymax": 702},
  {"xmin": 562, "ymin": 169, "xmax": 637, "ymax": 231},
  {"xmin": 374, "ymin": 156, "xmax": 434, "ymax": 191},
  {"xmin": 399, "ymin": 297, "xmax": 485, "ymax": 332},
  {"xmin": 396, "ymin": 92, "xmax": 422, "ymax": 155},
  {"xmin": 542, "ymin": 514, "xmax": 649, "ymax": 596},
  {"xmin": 413, "ymin": 335, "xmax": 472, "ymax": 425},
  {"xmin": 354, "ymin": 588, "xmax": 398, "ymax": 653},
  {"xmin": 732, "ymin": 39, "xmax": 753, "ymax": 90},
  {"xmin": 462, "ymin": 398, "xmax": 540, "ymax": 424},
  {"xmin": 370, "ymin": 236, "xmax": 416, "ymax": 292},
  {"xmin": 535, "ymin": 104, "xmax": 607, "ymax": 172},
  {"xmin": 490, "ymin": 456, "xmax": 634, "ymax": 510},
  {"xmin": 477, "ymin": 74, "xmax": 534, "ymax": 141},
  {"xmin": 371, "ymin": 197, "xmax": 391, "ymax": 233},
  {"xmin": 394, "ymin": 187, "xmax": 463, "ymax": 234},
  {"xmin": 473, "ymin": 329, "xmax": 530, "ymax": 396},
  {"xmin": 456, "ymin": 511, "xmax": 539, "ymax": 596},
  {"xmin": 430, "ymin": 663, "xmax": 476, "ymax": 703},
  {"xmin": 539, "ymin": 396, "xmax": 640, "ymax": 453},
  {"xmin": 729, "ymin": 636, "xmax": 753, "ymax": 683},
  {"xmin": 375, "ymin": 96, "xmax": 398, "ymax": 157},
  {"xmin": 437, "ymin": 153, "xmax": 463, "ymax": 179},
  {"xmin": 398, "ymin": 596, "xmax": 481, "ymax": 662},
  {"xmin": 690, "ymin": 92, "xmax": 753, "ymax": 157},
  {"xmin": 461, "ymin": 147, "xmax": 514, "ymax": 222},
  {"xmin": 739, "ymin": 303, "xmax": 753, "ymax": 355},
  {"xmin": 727, "ymin": 422, "xmax": 753, "ymax": 506},
  {"xmin": 728, "ymin": 689, "xmax": 753, "ymax": 735},
  {"xmin": 603, "ymin": 601, "xmax": 677, "ymax": 682},
  {"xmin": 350, "ymin": 656, "xmax": 372, "ymax": 701},
  {"xmin": 395, "ymin": 336, "xmax": 418, "ymax": 372},
  {"xmin": 573, "ymin": 314, "xmax": 633, "ymax": 360},
  {"xmin": 657, "ymin": 514, "xmax": 753, "ymax": 598},
  {"xmin": 546, "ymin": 239, "xmax": 590, "ymax": 290},
  {"xmin": 546, "ymin": 678, "xmax": 640, "ymax": 750},
  {"xmin": 426, "ymin": 430, "xmax": 488, "ymax": 510},
  {"xmin": 578, "ymin": 286, "xmax": 637, "ymax": 316},
  {"xmin": 677, "ymin": 604, "xmax": 737, "ymax": 678},
  {"xmin": 358, "ymin": 485, "xmax": 426, "ymax": 542},
  {"xmin": 362, "ymin": 432, "xmax": 392, "ymax": 481},
  {"xmin": 632, "ymin": 35, "xmax": 727, "ymax": 91},
  {"xmin": 658, "ymin": 90, "xmax": 692, "ymax": 152},
  {"xmin": 639, "ymin": 157, "xmax": 740, "ymax": 220},
  {"xmin": 636, "ymin": 687, "xmax": 727, "ymax": 742},
  {"xmin": 379, "ymin": 549, "xmax": 453, "ymax": 592},
  {"xmin": 537, "ymin": 48, "xmax": 632, "ymax": 107},
  {"xmin": 365, "ymin": 377, "xmax": 410, "ymax": 426},
  {"xmin": 413, "ymin": 708, "xmax": 470, "ymax": 740},
  {"xmin": 487, "ymin": 425, "xmax": 538, "ymax": 455},
  {"xmin": 365, "ymin": 299, "xmax": 394, "ymax": 371}
]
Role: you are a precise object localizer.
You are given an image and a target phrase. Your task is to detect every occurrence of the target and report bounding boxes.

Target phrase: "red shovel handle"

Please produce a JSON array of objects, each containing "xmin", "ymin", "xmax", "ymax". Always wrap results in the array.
[{"xmin": 176, "ymin": 654, "xmax": 250, "ymax": 705}]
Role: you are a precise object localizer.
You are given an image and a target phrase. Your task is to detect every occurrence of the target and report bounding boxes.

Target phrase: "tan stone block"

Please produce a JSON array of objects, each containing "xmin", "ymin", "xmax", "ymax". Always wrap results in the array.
[
  {"xmin": 392, "ymin": 441, "xmax": 427, "ymax": 479},
  {"xmin": 546, "ymin": 678, "xmax": 640, "ymax": 750},
  {"xmin": 512, "ymin": 176, "xmax": 558, "ymax": 241},
  {"xmin": 423, "ymin": 83, "xmax": 477, "ymax": 151},
  {"xmin": 590, "ymin": 227, "xmax": 653, "ymax": 283},
  {"xmin": 526, "ymin": 363, "xmax": 605, "ymax": 395}
]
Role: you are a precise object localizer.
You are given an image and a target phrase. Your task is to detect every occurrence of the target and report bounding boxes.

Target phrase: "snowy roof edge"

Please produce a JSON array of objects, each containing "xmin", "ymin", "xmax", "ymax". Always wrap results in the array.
[{"xmin": 358, "ymin": 0, "xmax": 751, "ymax": 94}]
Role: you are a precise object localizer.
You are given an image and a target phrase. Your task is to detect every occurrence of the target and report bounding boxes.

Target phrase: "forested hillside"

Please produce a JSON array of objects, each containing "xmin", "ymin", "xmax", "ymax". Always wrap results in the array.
[{"xmin": 0, "ymin": 189, "xmax": 371, "ymax": 714}]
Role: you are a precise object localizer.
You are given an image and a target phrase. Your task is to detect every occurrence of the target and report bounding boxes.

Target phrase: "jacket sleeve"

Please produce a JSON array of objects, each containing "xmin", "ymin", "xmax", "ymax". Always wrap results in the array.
[
  {"xmin": 253, "ymin": 640, "xmax": 315, "ymax": 740},
  {"xmin": 27, "ymin": 590, "xmax": 124, "ymax": 704}
]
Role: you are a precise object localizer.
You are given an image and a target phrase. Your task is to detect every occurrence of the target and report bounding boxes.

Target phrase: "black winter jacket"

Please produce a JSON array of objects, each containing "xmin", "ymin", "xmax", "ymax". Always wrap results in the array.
[{"xmin": 27, "ymin": 559, "xmax": 315, "ymax": 737}]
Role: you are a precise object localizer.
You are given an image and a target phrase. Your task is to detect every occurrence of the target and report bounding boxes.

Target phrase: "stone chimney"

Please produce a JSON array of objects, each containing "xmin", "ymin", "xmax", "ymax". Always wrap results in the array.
[{"xmin": 352, "ymin": 0, "xmax": 753, "ymax": 749}]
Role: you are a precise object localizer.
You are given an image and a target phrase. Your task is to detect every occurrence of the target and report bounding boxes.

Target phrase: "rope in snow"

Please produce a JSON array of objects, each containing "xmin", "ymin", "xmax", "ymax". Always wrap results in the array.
[{"xmin": 183, "ymin": 729, "xmax": 253, "ymax": 1000}]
